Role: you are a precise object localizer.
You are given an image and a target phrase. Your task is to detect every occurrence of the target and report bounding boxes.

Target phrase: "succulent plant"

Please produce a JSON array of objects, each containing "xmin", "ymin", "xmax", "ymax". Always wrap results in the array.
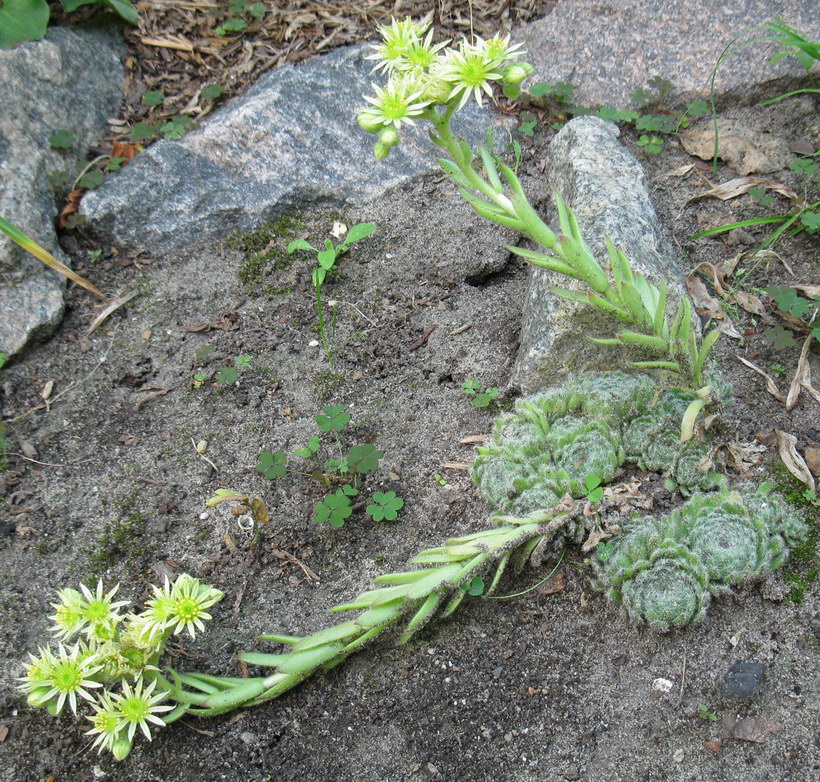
[
  {"xmin": 593, "ymin": 485, "xmax": 809, "ymax": 629},
  {"xmin": 472, "ymin": 371, "xmax": 720, "ymax": 514},
  {"xmin": 594, "ymin": 520, "xmax": 713, "ymax": 631}
]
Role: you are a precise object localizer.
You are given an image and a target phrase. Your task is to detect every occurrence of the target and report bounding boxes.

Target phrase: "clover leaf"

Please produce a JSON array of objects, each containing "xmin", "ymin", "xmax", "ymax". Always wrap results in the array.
[
  {"xmin": 366, "ymin": 491, "xmax": 404, "ymax": 522},
  {"xmin": 346, "ymin": 444, "xmax": 382, "ymax": 474},
  {"xmin": 315, "ymin": 485, "xmax": 358, "ymax": 527},
  {"xmin": 316, "ymin": 405, "xmax": 350, "ymax": 432},
  {"xmin": 49, "ymin": 129, "xmax": 76, "ymax": 150},
  {"xmin": 256, "ymin": 450, "xmax": 287, "ymax": 480}
]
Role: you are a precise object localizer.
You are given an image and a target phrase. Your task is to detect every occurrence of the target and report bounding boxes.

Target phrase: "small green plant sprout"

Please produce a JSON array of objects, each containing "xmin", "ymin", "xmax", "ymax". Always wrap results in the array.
[
  {"xmin": 1, "ymin": 0, "xmax": 140, "ymax": 49},
  {"xmin": 433, "ymin": 472, "xmax": 448, "ymax": 486},
  {"xmin": 315, "ymin": 404, "xmax": 351, "ymax": 433},
  {"xmin": 255, "ymin": 405, "xmax": 390, "ymax": 528},
  {"xmin": 584, "ymin": 473, "xmax": 604, "ymax": 503},
  {"xmin": 19, "ymin": 574, "xmax": 223, "ymax": 760},
  {"xmin": 764, "ymin": 286, "xmax": 820, "ymax": 349},
  {"xmin": 355, "ymin": 19, "xmax": 719, "ymax": 438},
  {"xmin": 698, "ymin": 704, "xmax": 719, "ymax": 722},
  {"xmin": 213, "ymin": 0, "xmax": 266, "ymax": 36},
  {"xmin": 315, "ymin": 484, "xmax": 358, "ymax": 527},
  {"xmin": 287, "ymin": 222, "xmax": 376, "ymax": 361},
  {"xmin": 366, "ymin": 491, "xmax": 404, "ymax": 521},
  {"xmin": 461, "ymin": 576, "xmax": 485, "ymax": 596},
  {"xmin": 256, "ymin": 450, "xmax": 288, "ymax": 479},
  {"xmin": 213, "ymin": 354, "xmax": 253, "ymax": 386},
  {"xmin": 636, "ymin": 134, "xmax": 664, "ymax": 155},
  {"xmin": 462, "ymin": 379, "xmax": 500, "ymax": 408}
]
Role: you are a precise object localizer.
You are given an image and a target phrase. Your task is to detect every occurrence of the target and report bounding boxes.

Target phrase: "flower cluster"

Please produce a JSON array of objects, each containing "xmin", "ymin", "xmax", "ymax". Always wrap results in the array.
[
  {"xmin": 19, "ymin": 574, "xmax": 223, "ymax": 760},
  {"xmin": 357, "ymin": 16, "xmax": 532, "ymax": 159}
]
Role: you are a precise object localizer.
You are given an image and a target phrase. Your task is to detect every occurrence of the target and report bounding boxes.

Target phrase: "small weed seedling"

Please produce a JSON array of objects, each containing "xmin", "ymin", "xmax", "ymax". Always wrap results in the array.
[
  {"xmin": 698, "ymin": 705, "xmax": 719, "ymax": 723},
  {"xmin": 192, "ymin": 348, "xmax": 254, "ymax": 389},
  {"xmin": 256, "ymin": 404, "xmax": 403, "ymax": 528},
  {"xmin": 584, "ymin": 473, "xmax": 604, "ymax": 503},
  {"xmin": 763, "ymin": 286, "xmax": 820, "ymax": 350},
  {"xmin": 462, "ymin": 379, "xmax": 500, "ymax": 408},
  {"xmin": 47, "ymin": 129, "xmax": 128, "ymax": 192},
  {"xmin": 287, "ymin": 222, "xmax": 376, "ymax": 361},
  {"xmin": 130, "ymin": 87, "xmax": 222, "ymax": 142},
  {"xmin": 212, "ymin": 0, "xmax": 266, "ymax": 36}
]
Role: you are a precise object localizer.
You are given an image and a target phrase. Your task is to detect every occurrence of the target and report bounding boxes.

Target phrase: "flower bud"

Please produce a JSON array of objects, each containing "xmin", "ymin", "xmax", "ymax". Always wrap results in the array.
[
  {"xmin": 357, "ymin": 111, "xmax": 383, "ymax": 134},
  {"xmin": 112, "ymin": 736, "xmax": 133, "ymax": 761},
  {"xmin": 373, "ymin": 142, "xmax": 392, "ymax": 161},
  {"xmin": 502, "ymin": 62, "xmax": 534, "ymax": 86},
  {"xmin": 378, "ymin": 127, "xmax": 400, "ymax": 148}
]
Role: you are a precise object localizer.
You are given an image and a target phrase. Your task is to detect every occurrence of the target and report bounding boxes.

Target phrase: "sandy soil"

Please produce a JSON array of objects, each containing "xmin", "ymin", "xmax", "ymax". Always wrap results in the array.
[{"xmin": 0, "ymin": 70, "xmax": 818, "ymax": 781}]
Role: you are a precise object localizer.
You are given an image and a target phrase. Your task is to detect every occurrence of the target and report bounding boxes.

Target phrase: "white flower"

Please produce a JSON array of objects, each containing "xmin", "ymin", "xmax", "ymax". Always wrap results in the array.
[
  {"xmin": 113, "ymin": 678, "xmax": 175, "ymax": 742},
  {"xmin": 365, "ymin": 16, "xmax": 431, "ymax": 73},
  {"xmin": 438, "ymin": 42, "xmax": 504, "ymax": 108},
  {"xmin": 359, "ymin": 77, "xmax": 430, "ymax": 130},
  {"xmin": 19, "ymin": 643, "xmax": 103, "ymax": 715}
]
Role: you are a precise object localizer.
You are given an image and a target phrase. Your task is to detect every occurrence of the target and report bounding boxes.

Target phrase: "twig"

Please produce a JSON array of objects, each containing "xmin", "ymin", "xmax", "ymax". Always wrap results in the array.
[
  {"xmin": 4, "ymin": 453, "xmax": 93, "ymax": 468},
  {"xmin": 677, "ymin": 653, "xmax": 687, "ymax": 707}
]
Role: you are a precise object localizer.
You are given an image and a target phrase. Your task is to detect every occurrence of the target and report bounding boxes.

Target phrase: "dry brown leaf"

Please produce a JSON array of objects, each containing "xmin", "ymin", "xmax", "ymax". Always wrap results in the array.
[
  {"xmin": 716, "ymin": 319, "xmax": 743, "ymax": 339},
  {"xmin": 691, "ymin": 261, "xmax": 730, "ymax": 298},
  {"xmin": 794, "ymin": 284, "xmax": 820, "ymax": 298},
  {"xmin": 542, "ymin": 572, "xmax": 565, "ymax": 595},
  {"xmin": 774, "ymin": 430, "xmax": 816, "ymax": 492},
  {"xmin": 680, "ymin": 121, "xmax": 792, "ymax": 175},
  {"xmin": 582, "ymin": 525, "xmax": 611, "ymax": 553},
  {"xmin": 736, "ymin": 356, "xmax": 786, "ymax": 402},
  {"xmin": 786, "ymin": 336, "xmax": 813, "ymax": 410},
  {"xmin": 805, "ymin": 448, "xmax": 820, "ymax": 477},
  {"xmin": 86, "ymin": 290, "xmax": 139, "ymax": 335},
  {"xmin": 686, "ymin": 176, "xmax": 797, "ymax": 204},
  {"xmin": 718, "ymin": 441, "xmax": 767, "ymax": 476},
  {"xmin": 134, "ymin": 386, "xmax": 172, "ymax": 411},
  {"xmin": 110, "ymin": 140, "xmax": 141, "ymax": 162},
  {"xmin": 687, "ymin": 275, "xmax": 723, "ymax": 318},
  {"xmin": 721, "ymin": 711, "xmax": 779, "ymax": 743},
  {"xmin": 667, "ymin": 163, "xmax": 696, "ymax": 177},
  {"xmin": 734, "ymin": 290, "xmax": 767, "ymax": 317},
  {"xmin": 0, "ymin": 724, "xmax": 8, "ymax": 743}
]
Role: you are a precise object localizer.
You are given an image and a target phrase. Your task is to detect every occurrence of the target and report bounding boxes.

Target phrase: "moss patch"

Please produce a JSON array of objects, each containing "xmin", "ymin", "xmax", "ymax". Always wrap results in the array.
[{"xmin": 227, "ymin": 214, "xmax": 306, "ymax": 295}]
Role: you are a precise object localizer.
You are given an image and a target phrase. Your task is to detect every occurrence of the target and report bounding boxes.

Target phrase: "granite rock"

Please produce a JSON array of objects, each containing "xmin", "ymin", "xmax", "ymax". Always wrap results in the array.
[
  {"xmin": 511, "ymin": 116, "xmax": 690, "ymax": 393},
  {"xmin": 518, "ymin": 0, "xmax": 819, "ymax": 109},
  {"xmin": 80, "ymin": 44, "xmax": 511, "ymax": 257},
  {"xmin": 0, "ymin": 25, "xmax": 125, "ymax": 357}
]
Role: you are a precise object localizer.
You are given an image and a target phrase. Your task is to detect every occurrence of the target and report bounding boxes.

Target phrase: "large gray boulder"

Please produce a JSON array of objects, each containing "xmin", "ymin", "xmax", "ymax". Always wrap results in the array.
[
  {"xmin": 511, "ymin": 116, "xmax": 690, "ymax": 393},
  {"xmin": 0, "ymin": 25, "xmax": 125, "ymax": 358},
  {"xmin": 519, "ymin": 0, "xmax": 819, "ymax": 109},
  {"xmin": 79, "ymin": 44, "xmax": 511, "ymax": 256}
]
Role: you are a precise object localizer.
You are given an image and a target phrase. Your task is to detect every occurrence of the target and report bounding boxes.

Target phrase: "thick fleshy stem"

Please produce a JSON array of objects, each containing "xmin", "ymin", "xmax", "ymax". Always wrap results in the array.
[
  {"xmin": 164, "ymin": 503, "xmax": 582, "ymax": 716},
  {"xmin": 416, "ymin": 106, "xmax": 719, "ymax": 425}
]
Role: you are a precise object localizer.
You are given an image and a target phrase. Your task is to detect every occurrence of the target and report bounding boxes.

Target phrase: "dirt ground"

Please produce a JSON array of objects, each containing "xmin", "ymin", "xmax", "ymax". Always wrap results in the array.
[{"xmin": 1, "ymin": 14, "xmax": 819, "ymax": 782}]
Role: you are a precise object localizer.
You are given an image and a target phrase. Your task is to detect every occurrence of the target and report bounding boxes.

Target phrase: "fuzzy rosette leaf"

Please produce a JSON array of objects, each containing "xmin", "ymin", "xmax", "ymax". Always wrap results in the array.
[{"xmin": 593, "ymin": 520, "xmax": 712, "ymax": 631}]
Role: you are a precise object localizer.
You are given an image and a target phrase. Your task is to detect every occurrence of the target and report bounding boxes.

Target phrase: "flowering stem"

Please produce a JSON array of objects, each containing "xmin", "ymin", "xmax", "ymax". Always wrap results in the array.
[{"xmin": 164, "ymin": 504, "xmax": 581, "ymax": 714}]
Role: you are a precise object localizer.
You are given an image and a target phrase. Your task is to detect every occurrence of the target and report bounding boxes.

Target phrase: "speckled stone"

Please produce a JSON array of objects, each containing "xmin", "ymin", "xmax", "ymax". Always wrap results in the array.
[
  {"xmin": 80, "ymin": 45, "xmax": 511, "ymax": 256},
  {"xmin": 0, "ymin": 25, "xmax": 125, "ymax": 357},
  {"xmin": 511, "ymin": 116, "xmax": 690, "ymax": 393},
  {"xmin": 518, "ymin": 0, "xmax": 819, "ymax": 109}
]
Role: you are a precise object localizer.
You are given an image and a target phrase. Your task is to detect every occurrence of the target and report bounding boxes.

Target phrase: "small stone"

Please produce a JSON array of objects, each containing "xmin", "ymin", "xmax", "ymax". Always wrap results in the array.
[
  {"xmin": 240, "ymin": 731, "xmax": 258, "ymax": 744},
  {"xmin": 673, "ymin": 749, "xmax": 684, "ymax": 763},
  {"xmin": 652, "ymin": 677, "xmax": 674, "ymax": 693},
  {"xmin": 721, "ymin": 661, "xmax": 767, "ymax": 698}
]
